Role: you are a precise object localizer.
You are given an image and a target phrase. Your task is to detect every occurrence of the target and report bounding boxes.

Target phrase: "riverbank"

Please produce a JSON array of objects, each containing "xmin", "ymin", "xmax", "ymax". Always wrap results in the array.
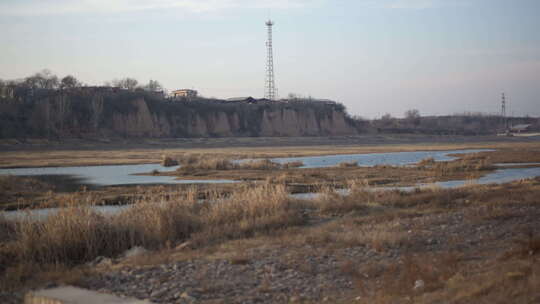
[
  {"xmin": 2, "ymin": 178, "xmax": 539, "ymax": 303},
  {"xmin": 2, "ymin": 142, "xmax": 540, "ymax": 211},
  {"xmin": 2, "ymin": 139, "xmax": 540, "ymax": 303},
  {"xmin": 1, "ymin": 134, "xmax": 539, "ymax": 168}
]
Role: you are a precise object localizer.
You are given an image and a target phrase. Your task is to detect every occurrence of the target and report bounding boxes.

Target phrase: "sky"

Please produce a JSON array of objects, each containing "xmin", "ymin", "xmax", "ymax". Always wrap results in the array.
[{"xmin": 1, "ymin": 0, "xmax": 539, "ymax": 118}]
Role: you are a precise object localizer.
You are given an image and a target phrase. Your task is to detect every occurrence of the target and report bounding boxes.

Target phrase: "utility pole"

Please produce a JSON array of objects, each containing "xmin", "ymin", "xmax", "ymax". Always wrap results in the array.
[{"xmin": 265, "ymin": 20, "xmax": 276, "ymax": 100}]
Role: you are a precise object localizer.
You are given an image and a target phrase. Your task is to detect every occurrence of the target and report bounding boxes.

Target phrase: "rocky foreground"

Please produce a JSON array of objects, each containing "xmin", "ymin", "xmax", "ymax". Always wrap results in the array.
[
  {"xmin": 3, "ymin": 179, "xmax": 539, "ymax": 304},
  {"xmin": 76, "ymin": 195, "xmax": 539, "ymax": 303}
]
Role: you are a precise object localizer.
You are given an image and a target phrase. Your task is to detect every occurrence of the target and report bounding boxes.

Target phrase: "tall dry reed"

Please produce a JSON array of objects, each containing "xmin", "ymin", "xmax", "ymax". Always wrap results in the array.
[
  {"xmin": 177, "ymin": 156, "xmax": 304, "ymax": 172},
  {"xmin": 312, "ymin": 180, "xmax": 374, "ymax": 214},
  {"xmin": 1, "ymin": 183, "xmax": 304, "ymax": 270}
]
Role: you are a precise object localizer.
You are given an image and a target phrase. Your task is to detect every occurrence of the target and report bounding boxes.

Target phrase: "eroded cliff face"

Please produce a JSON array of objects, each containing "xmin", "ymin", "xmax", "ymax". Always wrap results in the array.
[{"xmin": 0, "ymin": 93, "xmax": 357, "ymax": 138}]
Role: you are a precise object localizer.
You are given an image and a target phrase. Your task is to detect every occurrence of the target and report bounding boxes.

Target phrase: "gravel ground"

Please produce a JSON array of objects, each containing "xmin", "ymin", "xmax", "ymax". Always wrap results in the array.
[{"xmin": 73, "ymin": 202, "xmax": 540, "ymax": 304}]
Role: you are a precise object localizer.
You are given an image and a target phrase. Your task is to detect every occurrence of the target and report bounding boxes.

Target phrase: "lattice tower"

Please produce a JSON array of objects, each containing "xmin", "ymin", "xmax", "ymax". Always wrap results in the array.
[{"xmin": 265, "ymin": 20, "xmax": 276, "ymax": 100}]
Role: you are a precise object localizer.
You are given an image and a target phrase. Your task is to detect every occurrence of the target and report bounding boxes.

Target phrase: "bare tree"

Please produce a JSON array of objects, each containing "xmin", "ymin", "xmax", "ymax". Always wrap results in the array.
[
  {"xmin": 111, "ymin": 77, "xmax": 139, "ymax": 90},
  {"xmin": 144, "ymin": 79, "xmax": 163, "ymax": 92},
  {"xmin": 405, "ymin": 109, "xmax": 421, "ymax": 127},
  {"xmin": 24, "ymin": 69, "xmax": 59, "ymax": 89},
  {"xmin": 123, "ymin": 78, "xmax": 138, "ymax": 90},
  {"xmin": 60, "ymin": 75, "xmax": 80, "ymax": 89},
  {"xmin": 380, "ymin": 113, "xmax": 396, "ymax": 128}
]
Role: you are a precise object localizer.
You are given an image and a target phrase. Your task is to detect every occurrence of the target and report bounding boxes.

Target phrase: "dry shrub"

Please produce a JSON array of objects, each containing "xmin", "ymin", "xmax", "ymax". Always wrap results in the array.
[
  {"xmin": 312, "ymin": 180, "xmax": 376, "ymax": 214},
  {"xmin": 420, "ymin": 257, "xmax": 540, "ymax": 304},
  {"xmin": 114, "ymin": 198, "xmax": 201, "ymax": 250},
  {"xmin": 176, "ymin": 153, "xmax": 206, "ymax": 165},
  {"xmin": 382, "ymin": 187, "xmax": 469, "ymax": 209},
  {"xmin": 0, "ymin": 175, "xmax": 50, "ymax": 193},
  {"xmin": 362, "ymin": 252, "xmax": 461, "ymax": 302},
  {"xmin": 192, "ymin": 184, "xmax": 305, "ymax": 245},
  {"xmin": 161, "ymin": 155, "xmax": 178, "ymax": 167},
  {"xmin": 502, "ymin": 230, "xmax": 540, "ymax": 260},
  {"xmin": 235, "ymin": 159, "xmax": 303, "ymax": 170},
  {"xmin": 417, "ymin": 157, "xmax": 436, "ymax": 167},
  {"xmin": 238, "ymin": 159, "xmax": 281, "ymax": 170},
  {"xmin": 337, "ymin": 161, "xmax": 359, "ymax": 168},
  {"xmin": 303, "ymin": 217, "xmax": 407, "ymax": 250},
  {"xmin": 282, "ymin": 161, "xmax": 304, "ymax": 169},
  {"xmin": 229, "ymin": 253, "xmax": 250, "ymax": 265},
  {"xmin": 0, "ymin": 215, "xmax": 15, "ymax": 242},
  {"xmin": 12, "ymin": 208, "xmax": 113, "ymax": 265},
  {"xmin": 430, "ymin": 154, "xmax": 494, "ymax": 176},
  {"xmin": 178, "ymin": 157, "xmax": 235, "ymax": 172},
  {"xmin": 178, "ymin": 156, "xmax": 304, "ymax": 172}
]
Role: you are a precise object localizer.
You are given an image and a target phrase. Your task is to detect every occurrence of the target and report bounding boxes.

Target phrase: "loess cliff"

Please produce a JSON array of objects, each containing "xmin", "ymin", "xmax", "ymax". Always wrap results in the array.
[{"xmin": 0, "ymin": 90, "xmax": 357, "ymax": 139}]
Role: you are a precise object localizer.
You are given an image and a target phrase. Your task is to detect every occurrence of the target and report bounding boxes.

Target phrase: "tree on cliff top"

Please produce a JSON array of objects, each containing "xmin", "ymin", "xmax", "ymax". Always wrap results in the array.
[
  {"xmin": 405, "ymin": 109, "xmax": 421, "ymax": 127},
  {"xmin": 24, "ymin": 69, "xmax": 59, "ymax": 89},
  {"xmin": 144, "ymin": 80, "xmax": 163, "ymax": 92},
  {"xmin": 110, "ymin": 78, "xmax": 139, "ymax": 90},
  {"xmin": 60, "ymin": 75, "xmax": 81, "ymax": 89}
]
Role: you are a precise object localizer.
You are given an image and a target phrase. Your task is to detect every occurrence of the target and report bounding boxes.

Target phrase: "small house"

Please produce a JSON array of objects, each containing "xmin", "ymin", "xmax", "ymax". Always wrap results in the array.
[{"xmin": 171, "ymin": 89, "xmax": 198, "ymax": 99}]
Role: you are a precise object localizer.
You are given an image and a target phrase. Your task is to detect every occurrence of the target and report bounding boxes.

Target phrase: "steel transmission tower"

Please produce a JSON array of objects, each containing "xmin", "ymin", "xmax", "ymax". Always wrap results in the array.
[
  {"xmin": 265, "ymin": 20, "xmax": 276, "ymax": 100},
  {"xmin": 501, "ymin": 92, "xmax": 507, "ymax": 130}
]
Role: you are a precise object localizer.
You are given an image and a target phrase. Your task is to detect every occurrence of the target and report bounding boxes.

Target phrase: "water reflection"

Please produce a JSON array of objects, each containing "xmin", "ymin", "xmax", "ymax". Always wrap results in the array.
[
  {"xmin": 270, "ymin": 149, "xmax": 492, "ymax": 168},
  {"xmin": 4, "ymin": 166, "xmax": 539, "ymax": 220},
  {"xmin": 0, "ymin": 164, "xmax": 235, "ymax": 186}
]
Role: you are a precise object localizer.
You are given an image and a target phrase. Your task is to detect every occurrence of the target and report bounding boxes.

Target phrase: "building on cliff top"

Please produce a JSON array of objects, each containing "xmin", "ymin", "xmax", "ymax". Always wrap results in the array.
[
  {"xmin": 226, "ymin": 96, "xmax": 257, "ymax": 103},
  {"xmin": 171, "ymin": 89, "xmax": 198, "ymax": 99}
]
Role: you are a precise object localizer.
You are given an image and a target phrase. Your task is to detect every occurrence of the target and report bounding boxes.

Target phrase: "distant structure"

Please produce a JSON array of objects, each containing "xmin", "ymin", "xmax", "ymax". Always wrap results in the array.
[
  {"xmin": 510, "ymin": 124, "xmax": 532, "ymax": 133},
  {"xmin": 227, "ymin": 96, "xmax": 256, "ymax": 103},
  {"xmin": 501, "ymin": 92, "xmax": 507, "ymax": 130},
  {"xmin": 265, "ymin": 20, "xmax": 276, "ymax": 100},
  {"xmin": 171, "ymin": 89, "xmax": 197, "ymax": 99}
]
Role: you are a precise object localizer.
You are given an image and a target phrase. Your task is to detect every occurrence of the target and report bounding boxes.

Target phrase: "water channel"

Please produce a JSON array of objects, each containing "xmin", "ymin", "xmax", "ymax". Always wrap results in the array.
[
  {"xmin": 2, "ymin": 149, "xmax": 540, "ymax": 219},
  {"xmin": 0, "ymin": 164, "xmax": 235, "ymax": 186}
]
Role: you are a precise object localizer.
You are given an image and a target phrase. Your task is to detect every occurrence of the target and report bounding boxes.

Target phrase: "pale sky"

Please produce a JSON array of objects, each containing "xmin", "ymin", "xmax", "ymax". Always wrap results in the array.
[{"xmin": 1, "ymin": 0, "xmax": 539, "ymax": 118}]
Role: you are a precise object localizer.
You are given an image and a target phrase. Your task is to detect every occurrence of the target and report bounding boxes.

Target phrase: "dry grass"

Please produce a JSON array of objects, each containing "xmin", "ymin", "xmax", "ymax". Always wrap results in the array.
[
  {"xmin": 2, "ymin": 142, "xmax": 540, "ymax": 300},
  {"xmin": 415, "ymin": 244, "xmax": 540, "ymax": 304},
  {"xmin": 0, "ymin": 183, "xmax": 305, "ymax": 289},
  {"xmin": 238, "ymin": 159, "xmax": 282, "ymax": 170},
  {"xmin": 417, "ymin": 153, "xmax": 494, "ymax": 177},
  {"xmin": 160, "ymin": 155, "xmax": 178, "ymax": 167},
  {"xmin": 190, "ymin": 184, "xmax": 305, "ymax": 245},
  {"xmin": 311, "ymin": 181, "xmax": 374, "ymax": 215},
  {"xmin": 0, "ymin": 176, "xmax": 54, "ymax": 209},
  {"xmin": 300, "ymin": 216, "xmax": 408, "ymax": 251},
  {"xmin": 337, "ymin": 161, "xmax": 359, "ymax": 168},
  {"xmin": 4, "ymin": 140, "xmax": 537, "ymax": 169},
  {"xmin": 176, "ymin": 155, "xmax": 304, "ymax": 173},
  {"xmin": 349, "ymin": 252, "xmax": 462, "ymax": 303}
]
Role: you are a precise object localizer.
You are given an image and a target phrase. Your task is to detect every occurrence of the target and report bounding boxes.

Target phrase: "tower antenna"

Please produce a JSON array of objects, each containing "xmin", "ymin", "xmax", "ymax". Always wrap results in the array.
[{"xmin": 265, "ymin": 19, "xmax": 276, "ymax": 100}]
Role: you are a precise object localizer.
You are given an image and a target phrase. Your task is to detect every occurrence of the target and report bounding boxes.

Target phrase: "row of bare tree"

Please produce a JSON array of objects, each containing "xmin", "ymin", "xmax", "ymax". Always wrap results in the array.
[{"xmin": 0, "ymin": 69, "xmax": 164, "ymax": 92}]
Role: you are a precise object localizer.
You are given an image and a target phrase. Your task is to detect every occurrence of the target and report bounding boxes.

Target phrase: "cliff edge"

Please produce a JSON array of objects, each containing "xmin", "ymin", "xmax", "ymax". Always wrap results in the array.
[{"xmin": 0, "ymin": 90, "xmax": 357, "ymax": 139}]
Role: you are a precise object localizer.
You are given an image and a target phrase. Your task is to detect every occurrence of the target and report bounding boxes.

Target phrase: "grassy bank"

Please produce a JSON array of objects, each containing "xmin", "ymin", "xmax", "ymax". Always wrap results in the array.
[
  {"xmin": 1, "ymin": 141, "xmax": 540, "ymax": 302},
  {"xmin": 0, "ymin": 183, "xmax": 306, "ymax": 290},
  {"xmin": 2, "ymin": 178, "xmax": 540, "ymax": 303},
  {"xmin": 2, "ymin": 139, "xmax": 538, "ymax": 168}
]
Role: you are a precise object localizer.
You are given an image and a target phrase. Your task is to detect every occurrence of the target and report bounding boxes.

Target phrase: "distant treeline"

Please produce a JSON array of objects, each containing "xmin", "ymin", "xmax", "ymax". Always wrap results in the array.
[
  {"xmin": 351, "ymin": 110, "xmax": 540, "ymax": 135},
  {"xmin": 0, "ymin": 69, "xmax": 164, "ymax": 93},
  {"xmin": 0, "ymin": 71, "xmax": 352, "ymax": 139}
]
